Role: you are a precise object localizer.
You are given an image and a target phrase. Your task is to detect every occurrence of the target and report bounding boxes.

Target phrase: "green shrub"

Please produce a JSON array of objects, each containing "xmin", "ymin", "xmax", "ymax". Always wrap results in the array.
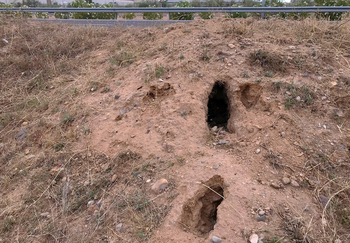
[
  {"xmin": 143, "ymin": 6, "xmax": 163, "ymax": 20},
  {"xmin": 122, "ymin": 12, "xmax": 136, "ymax": 19},
  {"xmin": 94, "ymin": 4, "xmax": 115, "ymax": 19},
  {"xmin": 35, "ymin": 12, "xmax": 49, "ymax": 19},
  {"xmin": 315, "ymin": 0, "xmax": 350, "ymax": 20},
  {"xmin": 199, "ymin": 12, "xmax": 214, "ymax": 19},
  {"xmin": 54, "ymin": 12, "xmax": 69, "ymax": 19},
  {"xmin": 170, "ymin": 1, "xmax": 194, "ymax": 20},
  {"xmin": 66, "ymin": 0, "xmax": 115, "ymax": 19}
]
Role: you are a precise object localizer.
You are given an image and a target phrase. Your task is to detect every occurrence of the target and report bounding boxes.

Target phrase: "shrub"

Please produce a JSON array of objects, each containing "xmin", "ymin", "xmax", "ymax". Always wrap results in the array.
[
  {"xmin": 143, "ymin": 6, "xmax": 163, "ymax": 20},
  {"xmin": 35, "ymin": 12, "xmax": 49, "ymax": 19},
  {"xmin": 64, "ymin": 0, "xmax": 115, "ymax": 19},
  {"xmin": 170, "ymin": 1, "xmax": 194, "ymax": 20},
  {"xmin": 54, "ymin": 12, "xmax": 69, "ymax": 19},
  {"xmin": 122, "ymin": 12, "xmax": 136, "ymax": 19},
  {"xmin": 199, "ymin": 12, "xmax": 214, "ymax": 19},
  {"xmin": 94, "ymin": 4, "xmax": 115, "ymax": 19},
  {"xmin": 315, "ymin": 0, "xmax": 350, "ymax": 20}
]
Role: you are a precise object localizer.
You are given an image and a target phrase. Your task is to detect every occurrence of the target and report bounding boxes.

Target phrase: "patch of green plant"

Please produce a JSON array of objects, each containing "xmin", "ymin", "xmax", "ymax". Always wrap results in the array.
[
  {"xmin": 176, "ymin": 157, "xmax": 186, "ymax": 166},
  {"xmin": 143, "ymin": 7, "xmax": 163, "ymax": 20},
  {"xmin": 109, "ymin": 52, "xmax": 135, "ymax": 67},
  {"xmin": 122, "ymin": 12, "xmax": 135, "ymax": 19},
  {"xmin": 242, "ymin": 71, "xmax": 249, "ymax": 78},
  {"xmin": 170, "ymin": 1, "xmax": 194, "ymax": 20},
  {"xmin": 201, "ymin": 50, "xmax": 210, "ymax": 62},
  {"xmin": 54, "ymin": 143, "xmax": 64, "ymax": 152},
  {"xmin": 155, "ymin": 66, "xmax": 165, "ymax": 78},
  {"xmin": 315, "ymin": 0, "xmax": 350, "ymax": 20},
  {"xmin": 2, "ymin": 217, "xmax": 15, "ymax": 232},
  {"xmin": 250, "ymin": 49, "xmax": 286, "ymax": 73},
  {"xmin": 272, "ymin": 81, "xmax": 282, "ymax": 90},
  {"xmin": 265, "ymin": 71, "xmax": 273, "ymax": 77},
  {"xmin": 199, "ymin": 12, "xmax": 214, "ymax": 19},
  {"xmin": 179, "ymin": 54, "xmax": 185, "ymax": 60},
  {"xmin": 284, "ymin": 82, "xmax": 314, "ymax": 109},
  {"xmin": 61, "ymin": 112, "xmax": 74, "ymax": 125}
]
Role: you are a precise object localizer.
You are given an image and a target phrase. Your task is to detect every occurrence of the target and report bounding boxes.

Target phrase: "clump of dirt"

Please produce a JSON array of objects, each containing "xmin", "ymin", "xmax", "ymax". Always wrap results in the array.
[{"xmin": 180, "ymin": 175, "xmax": 226, "ymax": 237}]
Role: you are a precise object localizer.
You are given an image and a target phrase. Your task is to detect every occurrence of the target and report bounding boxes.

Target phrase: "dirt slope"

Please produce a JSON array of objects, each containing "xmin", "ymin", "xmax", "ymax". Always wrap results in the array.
[{"xmin": 1, "ymin": 16, "xmax": 350, "ymax": 243}]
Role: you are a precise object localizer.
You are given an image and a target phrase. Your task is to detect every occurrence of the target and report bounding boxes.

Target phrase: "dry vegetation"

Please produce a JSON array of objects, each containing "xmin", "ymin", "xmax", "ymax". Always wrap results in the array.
[{"xmin": 1, "ymin": 14, "xmax": 350, "ymax": 242}]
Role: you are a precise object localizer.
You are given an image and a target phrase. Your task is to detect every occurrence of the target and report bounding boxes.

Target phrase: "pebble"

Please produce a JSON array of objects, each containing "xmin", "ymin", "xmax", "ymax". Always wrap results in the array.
[
  {"xmin": 120, "ymin": 110, "xmax": 125, "ymax": 115},
  {"xmin": 290, "ymin": 179, "xmax": 300, "ymax": 187},
  {"xmin": 17, "ymin": 129, "xmax": 27, "ymax": 141},
  {"xmin": 257, "ymin": 215, "xmax": 266, "ymax": 222},
  {"xmin": 116, "ymin": 223, "xmax": 126, "ymax": 232},
  {"xmin": 213, "ymin": 164, "xmax": 220, "ymax": 170},
  {"xmin": 211, "ymin": 126, "xmax": 218, "ymax": 132},
  {"xmin": 249, "ymin": 233, "xmax": 259, "ymax": 243},
  {"xmin": 270, "ymin": 182, "xmax": 282, "ymax": 189},
  {"xmin": 282, "ymin": 177, "xmax": 291, "ymax": 185},
  {"xmin": 134, "ymin": 103, "xmax": 138, "ymax": 107},
  {"xmin": 151, "ymin": 178, "xmax": 168, "ymax": 194},
  {"xmin": 228, "ymin": 43, "xmax": 235, "ymax": 49},
  {"xmin": 258, "ymin": 211, "xmax": 265, "ymax": 216},
  {"xmin": 255, "ymin": 149, "xmax": 261, "ymax": 154},
  {"xmin": 22, "ymin": 122, "xmax": 28, "ymax": 126},
  {"xmin": 319, "ymin": 195, "xmax": 329, "ymax": 208},
  {"xmin": 302, "ymin": 74, "xmax": 309, "ymax": 77},
  {"xmin": 114, "ymin": 95, "xmax": 120, "ymax": 99},
  {"xmin": 218, "ymin": 140, "xmax": 229, "ymax": 145},
  {"xmin": 40, "ymin": 212, "xmax": 50, "ymax": 217},
  {"xmin": 146, "ymin": 179, "xmax": 151, "ymax": 183},
  {"xmin": 296, "ymin": 96, "xmax": 301, "ymax": 102},
  {"xmin": 212, "ymin": 236, "xmax": 222, "ymax": 243},
  {"xmin": 280, "ymin": 132, "xmax": 285, "ymax": 138},
  {"xmin": 87, "ymin": 200, "xmax": 94, "ymax": 207},
  {"xmin": 110, "ymin": 174, "xmax": 117, "ymax": 183}
]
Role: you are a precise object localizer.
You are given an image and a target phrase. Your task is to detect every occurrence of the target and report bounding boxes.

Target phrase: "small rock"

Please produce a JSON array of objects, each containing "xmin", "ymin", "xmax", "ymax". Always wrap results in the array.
[
  {"xmin": 134, "ymin": 103, "xmax": 138, "ymax": 107},
  {"xmin": 258, "ymin": 210, "xmax": 265, "ymax": 216},
  {"xmin": 163, "ymin": 26, "xmax": 175, "ymax": 33},
  {"xmin": 2, "ymin": 38, "xmax": 8, "ymax": 44},
  {"xmin": 87, "ymin": 200, "xmax": 94, "ymax": 207},
  {"xmin": 287, "ymin": 46, "xmax": 296, "ymax": 50},
  {"xmin": 329, "ymin": 81, "xmax": 338, "ymax": 88},
  {"xmin": 131, "ymin": 135, "xmax": 136, "ymax": 138},
  {"xmin": 249, "ymin": 233, "xmax": 259, "ymax": 243},
  {"xmin": 257, "ymin": 215, "xmax": 266, "ymax": 222},
  {"xmin": 22, "ymin": 121, "xmax": 28, "ymax": 126},
  {"xmin": 319, "ymin": 195, "xmax": 329, "ymax": 208},
  {"xmin": 282, "ymin": 177, "xmax": 291, "ymax": 185},
  {"xmin": 296, "ymin": 96, "xmax": 301, "ymax": 102},
  {"xmin": 290, "ymin": 179, "xmax": 300, "ymax": 187},
  {"xmin": 334, "ymin": 109, "xmax": 344, "ymax": 117},
  {"xmin": 146, "ymin": 179, "xmax": 151, "ymax": 183},
  {"xmin": 213, "ymin": 164, "xmax": 220, "ymax": 170},
  {"xmin": 151, "ymin": 178, "xmax": 168, "ymax": 194},
  {"xmin": 110, "ymin": 174, "xmax": 117, "ymax": 183},
  {"xmin": 302, "ymin": 74, "xmax": 309, "ymax": 77},
  {"xmin": 280, "ymin": 131, "xmax": 285, "ymax": 138},
  {"xmin": 334, "ymin": 239, "xmax": 342, "ymax": 243},
  {"xmin": 218, "ymin": 140, "xmax": 229, "ymax": 145},
  {"xmin": 255, "ymin": 149, "xmax": 261, "ymax": 154},
  {"xmin": 40, "ymin": 212, "xmax": 50, "ymax": 217},
  {"xmin": 116, "ymin": 223, "xmax": 126, "ymax": 232},
  {"xmin": 120, "ymin": 110, "xmax": 125, "ymax": 115},
  {"xmin": 114, "ymin": 95, "xmax": 120, "ymax": 99},
  {"xmin": 212, "ymin": 236, "xmax": 222, "ymax": 243},
  {"xmin": 228, "ymin": 43, "xmax": 235, "ymax": 49},
  {"xmin": 211, "ymin": 126, "xmax": 218, "ymax": 132},
  {"xmin": 270, "ymin": 182, "xmax": 282, "ymax": 189},
  {"xmin": 25, "ymin": 149, "xmax": 30, "ymax": 155},
  {"xmin": 17, "ymin": 129, "xmax": 27, "ymax": 141}
]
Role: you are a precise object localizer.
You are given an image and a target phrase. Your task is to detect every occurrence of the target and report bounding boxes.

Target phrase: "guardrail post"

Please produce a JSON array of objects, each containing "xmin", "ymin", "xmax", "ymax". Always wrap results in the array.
[
  {"xmin": 261, "ymin": 0, "xmax": 266, "ymax": 19},
  {"xmin": 66, "ymin": 12, "xmax": 69, "ymax": 19},
  {"xmin": 115, "ymin": 12, "xmax": 117, "ymax": 19},
  {"xmin": 229, "ymin": 12, "xmax": 232, "ymax": 18},
  {"xmin": 168, "ymin": 12, "xmax": 170, "ymax": 20}
]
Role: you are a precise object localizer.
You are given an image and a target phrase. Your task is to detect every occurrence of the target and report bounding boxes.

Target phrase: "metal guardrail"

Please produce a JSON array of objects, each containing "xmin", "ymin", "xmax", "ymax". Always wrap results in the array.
[
  {"xmin": 1, "ymin": 6, "xmax": 350, "ymax": 13},
  {"xmin": 1, "ymin": 7, "xmax": 350, "ymax": 20}
]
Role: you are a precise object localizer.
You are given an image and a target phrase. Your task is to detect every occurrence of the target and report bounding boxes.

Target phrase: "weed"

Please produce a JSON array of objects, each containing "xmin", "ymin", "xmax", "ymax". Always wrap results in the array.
[
  {"xmin": 284, "ymin": 82, "xmax": 314, "ymax": 109},
  {"xmin": 107, "ymin": 67, "xmax": 115, "ymax": 77},
  {"xmin": 265, "ymin": 71, "xmax": 273, "ymax": 77},
  {"xmin": 182, "ymin": 29, "xmax": 191, "ymax": 33},
  {"xmin": 54, "ymin": 143, "xmax": 64, "ymax": 152},
  {"xmin": 176, "ymin": 157, "xmax": 186, "ymax": 166},
  {"xmin": 272, "ymin": 81, "xmax": 282, "ymax": 90},
  {"xmin": 61, "ymin": 112, "xmax": 74, "ymax": 125},
  {"xmin": 122, "ymin": 12, "xmax": 136, "ymax": 20},
  {"xmin": 242, "ymin": 71, "xmax": 250, "ymax": 78},
  {"xmin": 2, "ymin": 217, "xmax": 15, "ymax": 232},
  {"xmin": 155, "ymin": 66, "xmax": 165, "ymax": 78},
  {"xmin": 109, "ymin": 52, "xmax": 135, "ymax": 67},
  {"xmin": 201, "ymin": 50, "xmax": 210, "ymax": 62},
  {"xmin": 179, "ymin": 54, "xmax": 185, "ymax": 60},
  {"xmin": 250, "ymin": 49, "xmax": 287, "ymax": 73}
]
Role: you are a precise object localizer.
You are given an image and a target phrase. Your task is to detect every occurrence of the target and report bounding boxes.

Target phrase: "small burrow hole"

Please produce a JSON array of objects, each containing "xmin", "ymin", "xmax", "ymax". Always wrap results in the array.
[
  {"xmin": 207, "ymin": 82, "xmax": 230, "ymax": 129},
  {"xmin": 180, "ymin": 175, "xmax": 225, "ymax": 237}
]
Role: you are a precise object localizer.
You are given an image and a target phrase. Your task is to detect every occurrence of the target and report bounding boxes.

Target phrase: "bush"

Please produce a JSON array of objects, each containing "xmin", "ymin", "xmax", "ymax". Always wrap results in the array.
[
  {"xmin": 199, "ymin": 12, "xmax": 214, "ymax": 19},
  {"xmin": 35, "ymin": 12, "xmax": 49, "ymax": 19},
  {"xmin": 143, "ymin": 12, "xmax": 163, "ymax": 20},
  {"xmin": 315, "ymin": 0, "xmax": 350, "ymax": 20},
  {"xmin": 54, "ymin": 12, "xmax": 69, "ymax": 19},
  {"xmin": 170, "ymin": 1, "xmax": 194, "ymax": 20},
  {"xmin": 122, "ymin": 12, "xmax": 136, "ymax": 19},
  {"xmin": 225, "ymin": 6, "xmax": 248, "ymax": 18},
  {"xmin": 94, "ymin": 4, "xmax": 115, "ymax": 19},
  {"xmin": 65, "ymin": 0, "xmax": 115, "ymax": 19}
]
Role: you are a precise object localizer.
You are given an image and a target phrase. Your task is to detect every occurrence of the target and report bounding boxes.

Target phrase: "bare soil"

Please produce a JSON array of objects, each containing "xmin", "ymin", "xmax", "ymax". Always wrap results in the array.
[{"xmin": 1, "ymin": 15, "xmax": 350, "ymax": 243}]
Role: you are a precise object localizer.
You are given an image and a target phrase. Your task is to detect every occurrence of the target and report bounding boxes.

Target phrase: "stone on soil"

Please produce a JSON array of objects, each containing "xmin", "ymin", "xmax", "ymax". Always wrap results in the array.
[
  {"xmin": 282, "ymin": 177, "xmax": 291, "ymax": 185},
  {"xmin": 290, "ymin": 179, "xmax": 300, "ymax": 187},
  {"xmin": 249, "ymin": 234, "xmax": 259, "ymax": 243},
  {"xmin": 151, "ymin": 178, "xmax": 168, "ymax": 194},
  {"xmin": 212, "ymin": 236, "xmax": 222, "ymax": 243}
]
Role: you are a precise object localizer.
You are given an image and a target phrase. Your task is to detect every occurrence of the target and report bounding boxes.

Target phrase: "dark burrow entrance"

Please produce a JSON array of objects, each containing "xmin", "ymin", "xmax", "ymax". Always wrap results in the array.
[
  {"xmin": 207, "ymin": 82, "xmax": 230, "ymax": 128},
  {"xmin": 180, "ymin": 175, "xmax": 225, "ymax": 237}
]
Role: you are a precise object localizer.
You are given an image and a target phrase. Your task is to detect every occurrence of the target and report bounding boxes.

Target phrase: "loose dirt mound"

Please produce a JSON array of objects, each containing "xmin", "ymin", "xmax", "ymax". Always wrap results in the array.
[{"xmin": 1, "ymin": 15, "xmax": 350, "ymax": 243}]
